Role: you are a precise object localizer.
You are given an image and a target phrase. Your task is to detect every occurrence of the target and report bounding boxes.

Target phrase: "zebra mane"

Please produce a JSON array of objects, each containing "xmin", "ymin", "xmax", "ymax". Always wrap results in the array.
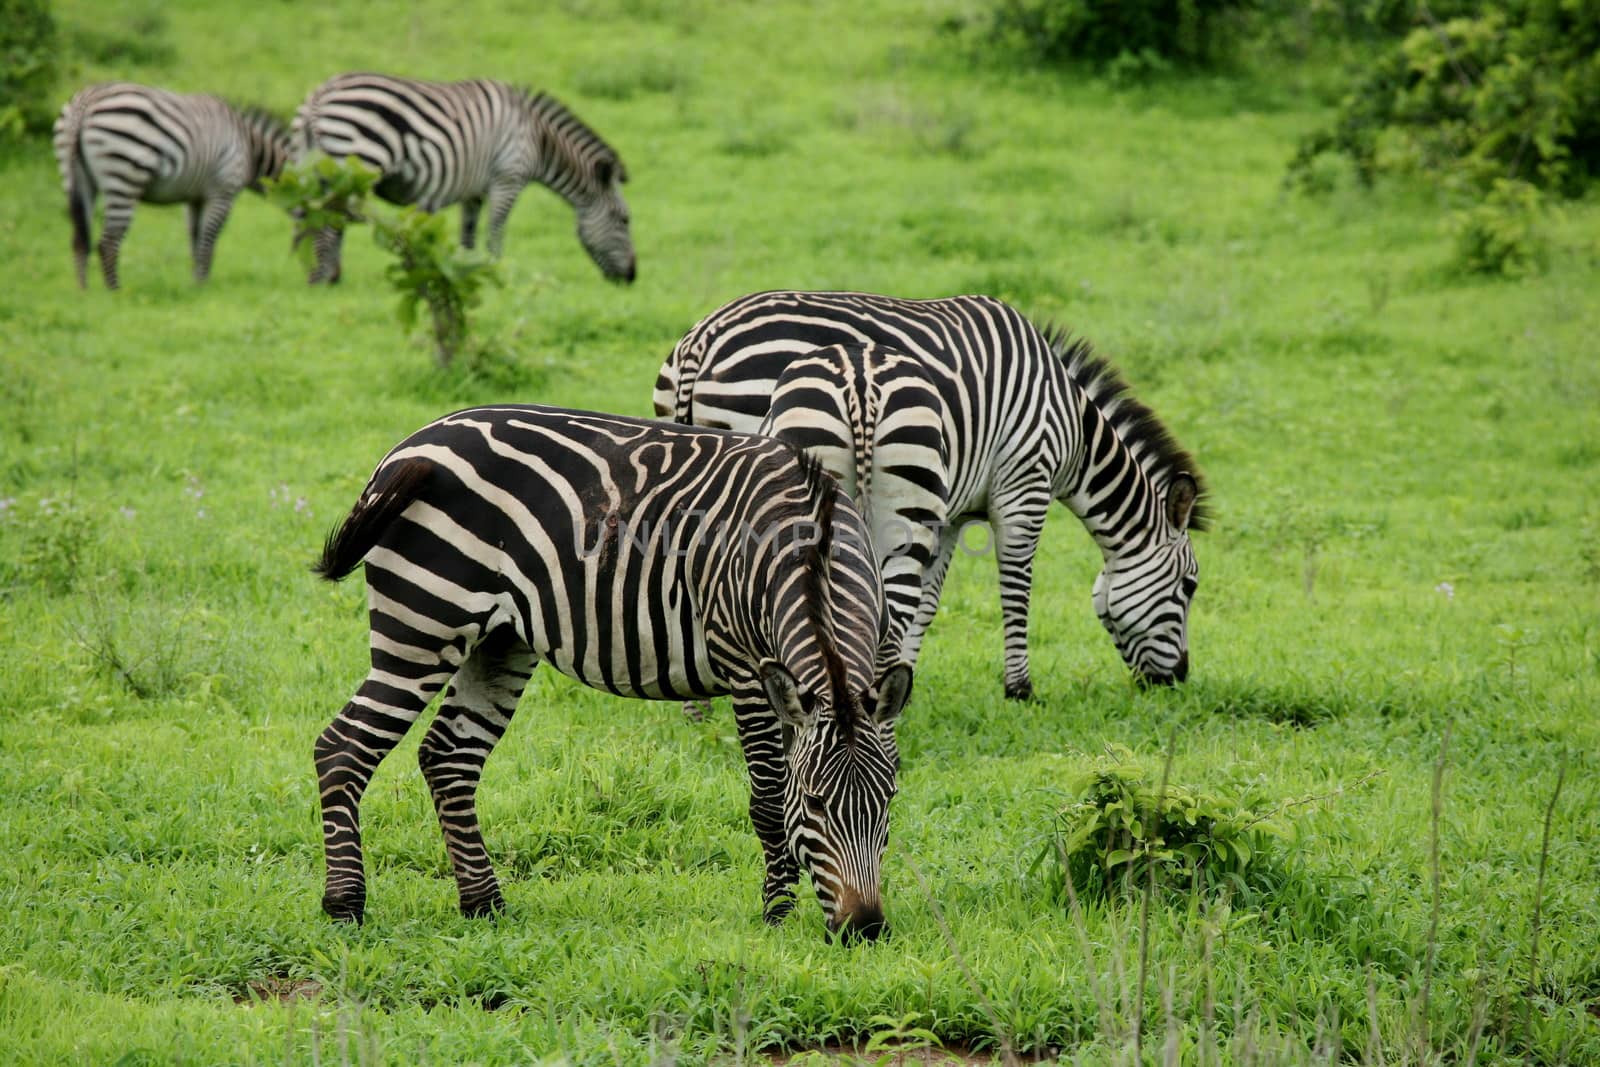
[
  {"xmin": 517, "ymin": 87, "xmax": 628, "ymax": 182},
  {"xmin": 233, "ymin": 104, "xmax": 290, "ymax": 138},
  {"xmin": 1044, "ymin": 325, "xmax": 1212, "ymax": 532},
  {"xmin": 790, "ymin": 449, "xmax": 859, "ymax": 732}
]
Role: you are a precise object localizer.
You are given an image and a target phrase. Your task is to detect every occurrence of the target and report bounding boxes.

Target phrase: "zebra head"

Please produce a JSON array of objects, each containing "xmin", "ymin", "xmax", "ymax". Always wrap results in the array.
[
  {"xmin": 761, "ymin": 660, "xmax": 912, "ymax": 943},
  {"xmin": 575, "ymin": 156, "xmax": 636, "ymax": 284},
  {"xmin": 1091, "ymin": 473, "xmax": 1200, "ymax": 686}
]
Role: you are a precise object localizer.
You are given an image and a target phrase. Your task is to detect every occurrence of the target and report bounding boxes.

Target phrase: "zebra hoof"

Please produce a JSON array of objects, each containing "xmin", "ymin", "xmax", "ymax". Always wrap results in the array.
[
  {"xmin": 322, "ymin": 893, "xmax": 365, "ymax": 925},
  {"xmin": 460, "ymin": 892, "xmax": 506, "ymax": 919},
  {"xmin": 1004, "ymin": 680, "xmax": 1034, "ymax": 701}
]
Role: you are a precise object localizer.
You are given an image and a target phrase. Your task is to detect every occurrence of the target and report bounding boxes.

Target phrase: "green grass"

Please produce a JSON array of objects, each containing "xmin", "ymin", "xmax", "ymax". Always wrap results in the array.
[{"xmin": 2, "ymin": 0, "xmax": 1598, "ymax": 1062}]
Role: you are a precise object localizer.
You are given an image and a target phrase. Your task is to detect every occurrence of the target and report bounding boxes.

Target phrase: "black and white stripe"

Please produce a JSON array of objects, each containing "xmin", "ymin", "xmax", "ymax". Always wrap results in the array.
[
  {"xmin": 313, "ymin": 405, "xmax": 910, "ymax": 940},
  {"xmin": 292, "ymin": 73, "xmax": 635, "ymax": 284},
  {"xmin": 656, "ymin": 291, "xmax": 1209, "ymax": 696},
  {"xmin": 53, "ymin": 82, "xmax": 291, "ymax": 289}
]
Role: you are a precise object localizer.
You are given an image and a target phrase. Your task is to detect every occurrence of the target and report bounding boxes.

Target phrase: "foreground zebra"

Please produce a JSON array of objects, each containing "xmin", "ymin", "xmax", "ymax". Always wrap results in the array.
[
  {"xmin": 53, "ymin": 83, "xmax": 291, "ymax": 289},
  {"xmin": 292, "ymin": 73, "xmax": 635, "ymax": 284},
  {"xmin": 313, "ymin": 405, "xmax": 910, "ymax": 940},
  {"xmin": 656, "ymin": 291, "xmax": 1209, "ymax": 697}
]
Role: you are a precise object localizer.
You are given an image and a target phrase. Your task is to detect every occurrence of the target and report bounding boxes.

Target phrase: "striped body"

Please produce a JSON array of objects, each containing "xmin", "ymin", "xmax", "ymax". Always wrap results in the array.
[
  {"xmin": 314, "ymin": 405, "xmax": 909, "ymax": 939},
  {"xmin": 292, "ymin": 73, "xmax": 634, "ymax": 283},
  {"xmin": 53, "ymin": 83, "xmax": 290, "ymax": 288},
  {"xmin": 656, "ymin": 291, "xmax": 1208, "ymax": 695},
  {"xmin": 753, "ymin": 343, "xmax": 949, "ymax": 673}
]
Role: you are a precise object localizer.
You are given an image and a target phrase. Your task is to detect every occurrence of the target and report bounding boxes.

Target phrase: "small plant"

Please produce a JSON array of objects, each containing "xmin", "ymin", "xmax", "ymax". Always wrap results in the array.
[
  {"xmin": 1448, "ymin": 178, "xmax": 1548, "ymax": 278},
  {"xmin": 264, "ymin": 155, "xmax": 379, "ymax": 274},
  {"xmin": 0, "ymin": 493, "xmax": 94, "ymax": 596},
  {"xmin": 1034, "ymin": 758, "xmax": 1291, "ymax": 903},
  {"xmin": 268, "ymin": 156, "xmax": 502, "ymax": 367},
  {"xmin": 372, "ymin": 208, "xmax": 502, "ymax": 366}
]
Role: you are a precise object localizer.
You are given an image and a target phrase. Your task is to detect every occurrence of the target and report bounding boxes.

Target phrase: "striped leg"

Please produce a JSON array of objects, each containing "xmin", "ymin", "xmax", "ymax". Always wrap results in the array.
[
  {"xmin": 186, "ymin": 192, "xmax": 237, "ymax": 283},
  {"xmin": 990, "ymin": 478, "xmax": 1051, "ymax": 701},
  {"xmin": 309, "ymin": 225, "xmax": 344, "ymax": 284},
  {"xmin": 730, "ymin": 676, "xmax": 798, "ymax": 924},
  {"xmin": 416, "ymin": 630, "xmax": 535, "ymax": 918},
  {"xmin": 484, "ymin": 178, "xmax": 523, "ymax": 258},
  {"xmin": 96, "ymin": 193, "xmax": 137, "ymax": 291},
  {"xmin": 459, "ymin": 196, "xmax": 483, "ymax": 250},
  {"xmin": 899, "ymin": 520, "xmax": 960, "ymax": 671},
  {"xmin": 314, "ymin": 621, "xmax": 457, "ymax": 923}
]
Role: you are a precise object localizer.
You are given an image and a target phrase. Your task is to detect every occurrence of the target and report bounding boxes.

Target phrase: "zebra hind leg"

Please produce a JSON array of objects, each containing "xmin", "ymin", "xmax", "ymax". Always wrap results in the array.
[
  {"xmin": 416, "ymin": 628, "xmax": 536, "ymax": 918},
  {"xmin": 188, "ymin": 193, "xmax": 237, "ymax": 283},
  {"xmin": 314, "ymin": 638, "xmax": 456, "ymax": 923},
  {"xmin": 96, "ymin": 194, "xmax": 135, "ymax": 291},
  {"xmin": 309, "ymin": 225, "xmax": 344, "ymax": 285}
]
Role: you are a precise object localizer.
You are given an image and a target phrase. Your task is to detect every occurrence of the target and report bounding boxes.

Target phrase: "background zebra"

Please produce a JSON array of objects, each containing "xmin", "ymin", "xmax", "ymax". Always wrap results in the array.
[
  {"xmin": 291, "ymin": 73, "xmax": 635, "ymax": 284},
  {"xmin": 656, "ymin": 291, "xmax": 1209, "ymax": 697},
  {"xmin": 664, "ymin": 341, "xmax": 948, "ymax": 731},
  {"xmin": 52, "ymin": 83, "xmax": 291, "ymax": 289},
  {"xmin": 313, "ymin": 405, "xmax": 910, "ymax": 941}
]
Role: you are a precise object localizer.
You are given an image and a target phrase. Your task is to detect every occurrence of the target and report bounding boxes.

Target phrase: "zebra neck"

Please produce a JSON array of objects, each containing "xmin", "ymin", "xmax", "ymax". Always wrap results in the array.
[
  {"xmin": 523, "ymin": 104, "xmax": 598, "ymax": 207},
  {"xmin": 1058, "ymin": 397, "xmax": 1163, "ymax": 561}
]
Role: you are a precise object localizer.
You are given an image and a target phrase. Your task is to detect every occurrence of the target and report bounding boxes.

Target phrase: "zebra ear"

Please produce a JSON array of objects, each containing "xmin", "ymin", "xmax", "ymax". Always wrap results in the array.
[
  {"xmin": 1167, "ymin": 474, "xmax": 1198, "ymax": 532},
  {"xmin": 871, "ymin": 664, "xmax": 913, "ymax": 726},
  {"xmin": 759, "ymin": 660, "xmax": 811, "ymax": 728}
]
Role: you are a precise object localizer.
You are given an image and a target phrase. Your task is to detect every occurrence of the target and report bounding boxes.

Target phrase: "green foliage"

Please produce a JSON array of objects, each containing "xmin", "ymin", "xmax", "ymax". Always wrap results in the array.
[
  {"xmin": 372, "ymin": 208, "xmax": 502, "ymax": 366},
  {"xmin": 1448, "ymin": 176, "xmax": 1548, "ymax": 276},
  {"xmin": 985, "ymin": 0, "xmax": 1253, "ymax": 69},
  {"xmin": 263, "ymin": 154, "xmax": 378, "ymax": 271},
  {"xmin": 269, "ymin": 156, "xmax": 502, "ymax": 365},
  {"xmin": 0, "ymin": 492, "xmax": 93, "ymax": 596},
  {"xmin": 1289, "ymin": 2, "xmax": 1600, "ymax": 197},
  {"xmin": 0, "ymin": 0, "xmax": 59, "ymax": 143},
  {"xmin": 1035, "ymin": 756, "xmax": 1292, "ymax": 902}
]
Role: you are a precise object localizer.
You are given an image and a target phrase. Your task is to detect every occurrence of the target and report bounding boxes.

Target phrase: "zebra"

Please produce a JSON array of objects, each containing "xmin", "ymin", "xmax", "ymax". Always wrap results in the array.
[
  {"xmin": 312, "ymin": 404, "xmax": 911, "ymax": 941},
  {"xmin": 655, "ymin": 291, "xmax": 1209, "ymax": 697},
  {"xmin": 291, "ymin": 73, "xmax": 635, "ymax": 285},
  {"xmin": 672, "ymin": 342, "xmax": 948, "ymax": 728},
  {"xmin": 52, "ymin": 82, "xmax": 292, "ymax": 290}
]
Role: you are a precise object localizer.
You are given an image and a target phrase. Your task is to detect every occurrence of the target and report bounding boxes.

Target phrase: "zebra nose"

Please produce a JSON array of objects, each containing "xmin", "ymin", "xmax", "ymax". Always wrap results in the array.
[
  {"xmin": 1173, "ymin": 651, "xmax": 1189, "ymax": 683},
  {"xmin": 829, "ymin": 904, "xmax": 888, "ymax": 944},
  {"xmin": 624, "ymin": 258, "xmax": 637, "ymax": 284}
]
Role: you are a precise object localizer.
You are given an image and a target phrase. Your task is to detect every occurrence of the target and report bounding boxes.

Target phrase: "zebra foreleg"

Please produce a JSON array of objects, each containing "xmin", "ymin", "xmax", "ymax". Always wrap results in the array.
[
  {"xmin": 459, "ymin": 196, "xmax": 483, "ymax": 250},
  {"xmin": 315, "ymin": 660, "xmax": 452, "ymax": 923},
  {"xmin": 416, "ymin": 631, "xmax": 535, "ymax": 918},
  {"xmin": 731, "ymin": 680, "xmax": 799, "ymax": 924},
  {"xmin": 187, "ymin": 192, "xmax": 237, "ymax": 283},
  {"xmin": 96, "ymin": 194, "xmax": 136, "ymax": 291},
  {"xmin": 990, "ymin": 482, "xmax": 1051, "ymax": 701}
]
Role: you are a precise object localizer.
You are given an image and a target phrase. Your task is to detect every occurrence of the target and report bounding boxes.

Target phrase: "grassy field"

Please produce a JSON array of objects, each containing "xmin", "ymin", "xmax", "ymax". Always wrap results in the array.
[{"xmin": 2, "ymin": 0, "xmax": 1598, "ymax": 1062}]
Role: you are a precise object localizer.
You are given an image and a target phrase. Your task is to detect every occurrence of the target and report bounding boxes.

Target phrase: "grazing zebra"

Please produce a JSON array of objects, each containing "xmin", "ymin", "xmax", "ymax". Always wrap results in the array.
[
  {"xmin": 52, "ymin": 83, "xmax": 291, "ymax": 289},
  {"xmin": 291, "ymin": 73, "xmax": 635, "ymax": 284},
  {"xmin": 656, "ymin": 291, "xmax": 1209, "ymax": 697},
  {"xmin": 313, "ymin": 404, "xmax": 910, "ymax": 941},
  {"xmin": 671, "ymin": 342, "xmax": 948, "ymax": 730}
]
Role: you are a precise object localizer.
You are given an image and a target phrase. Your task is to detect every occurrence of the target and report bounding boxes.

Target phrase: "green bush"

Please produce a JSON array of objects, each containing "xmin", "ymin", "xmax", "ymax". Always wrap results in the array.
[
  {"xmin": 1033, "ymin": 759, "xmax": 1292, "ymax": 902},
  {"xmin": 1289, "ymin": 1, "xmax": 1600, "ymax": 196},
  {"xmin": 264, "ymin": 154, "xmax": 379, "ymax": 272},
  {"xmin": 1448, "ymin": 176, "xmax": 1548, "ymax": 276},
  {"xmin": 986, "ymin": 0, "xmax": 1254, "ymax": 69},
  {"xmin": 0, "ymin": 0, "xmax": 59, "ymax": 143},
  {"xmin": 372, "ymin": 208, "xmax": 502, "ymax": 367}
]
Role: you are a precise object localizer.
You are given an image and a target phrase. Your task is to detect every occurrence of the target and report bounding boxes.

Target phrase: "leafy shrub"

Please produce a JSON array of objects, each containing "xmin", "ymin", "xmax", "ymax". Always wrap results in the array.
[
  {"xmin": 0, "ymin": 0, "xmax": 59, "ymax": 143},
  {"xmin": 1033, "ymin": 759, "xmax": 1292, "ymax": 902},
  {"xmin": 985, "ymin": 0, "xmax": 1253, "ymax": 69},
  {"xmin": 0, "ymin": 493, "xmax": 94, "ymax": 596},
  {"xmin": 1448, "ymin": 177, "xmax": 1548, "ymax": 276},
  {"xmin": 1288, "ymin": 2, "xmax": 1600, "ymax": 196},
  {"xmin": 264, "ymin": 154, "xmax": 379, "ymax": 273},
  {"xmin": 268, "ymin": 156, "xmax": 502, "ymax": 367},
  {"xmin": 372, "ymin": 208, "xmax": 502, "ymax": 367}
]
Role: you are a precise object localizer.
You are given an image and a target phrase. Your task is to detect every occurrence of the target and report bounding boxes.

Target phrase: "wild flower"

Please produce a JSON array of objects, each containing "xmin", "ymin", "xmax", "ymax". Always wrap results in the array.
[
  {"xmin": 0, "ymin": 496, "xmax": 15, "ymax": 519},
  {"xmin": 118, "ymin": 506, "xmax": 136, "ymax": 520},
  {"xmin": 1435, "ymin": 581, "xmax": 1455, "ymax": 601}
]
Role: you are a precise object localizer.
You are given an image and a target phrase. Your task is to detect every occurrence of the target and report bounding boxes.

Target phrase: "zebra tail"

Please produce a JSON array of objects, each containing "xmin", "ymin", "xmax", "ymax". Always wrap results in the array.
[
  {"xmin": 53, "ymin": 100, "xmax": 94, "ymax": 276},
  {"xmin": 313, "ymin": 458, "xmax": 434, "ymax": 581}
]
